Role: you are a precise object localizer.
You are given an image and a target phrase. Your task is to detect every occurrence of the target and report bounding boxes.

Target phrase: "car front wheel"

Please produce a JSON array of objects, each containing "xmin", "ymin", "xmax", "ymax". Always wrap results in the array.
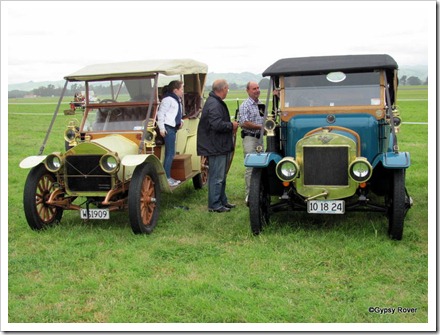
[
  {"xmin": 128, "ymin": 162, "xmax": 161, "ymax": 234},
  {"xmin": 23, "ymin": 164, "xmax": 63, "ymax": 230},
  {"xmin": 249, "ymin": 168, "xmax": 270, "ymax": 235}
]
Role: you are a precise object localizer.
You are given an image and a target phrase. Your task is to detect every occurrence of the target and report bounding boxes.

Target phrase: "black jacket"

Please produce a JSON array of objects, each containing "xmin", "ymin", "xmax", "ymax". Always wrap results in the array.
[{"xmin": 197, "ymin": 91, "xmax": 234, "ymax": 156}]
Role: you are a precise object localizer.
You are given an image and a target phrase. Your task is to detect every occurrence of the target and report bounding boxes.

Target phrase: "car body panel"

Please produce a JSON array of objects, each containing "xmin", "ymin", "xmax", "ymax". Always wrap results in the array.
[
  {"xmin": 373, "ymin": 152, "xmax": 411, "ymax": 169},
  {"xmin": 283, "ymin": 113, "xmax": 380, "ymax": 162},
  {"xmin": 244, "ymin": 152, "xmax": 283, "ymax": 168}
]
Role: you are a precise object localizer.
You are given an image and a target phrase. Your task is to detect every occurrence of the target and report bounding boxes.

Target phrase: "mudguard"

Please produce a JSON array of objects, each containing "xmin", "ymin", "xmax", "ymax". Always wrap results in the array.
[
  {"xmin": 122, "ymin": 154, "xmax": 163, "ymax": 169},
  {"xmin": 19, "ymin": 155, "xmax": 47, "ymax": 169},
  {"xmin": 244, "ymin": 152, "xmax": 283, "ymax": 168},
  {"xmin": 122, "ymin": 154, "xmax": 169, "ymax": 192},
  {"xmin": 372, "ymin": 151, "xmax": 411, "ymax": 169}
]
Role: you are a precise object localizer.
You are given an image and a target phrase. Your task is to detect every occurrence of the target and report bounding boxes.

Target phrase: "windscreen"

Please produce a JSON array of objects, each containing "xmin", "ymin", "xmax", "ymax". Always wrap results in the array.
[
  {"xmin": 284, "ymin": 72, "xmax": 381, "ymax": 108},
  {"xmin": 87, "ymin": 78, "xmax": 155, "ymax": 102}
]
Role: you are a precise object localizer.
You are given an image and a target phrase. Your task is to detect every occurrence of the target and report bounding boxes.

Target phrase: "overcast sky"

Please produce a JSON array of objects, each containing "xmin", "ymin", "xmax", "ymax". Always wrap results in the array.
[{"xmin": 2, "ymin": 1, "xmax": 435, "ymax": 84}]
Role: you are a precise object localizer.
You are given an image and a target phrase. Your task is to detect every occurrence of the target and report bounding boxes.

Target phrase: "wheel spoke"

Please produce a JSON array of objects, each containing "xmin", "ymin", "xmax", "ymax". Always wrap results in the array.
[
  {"xmin": 37, "ymin": 174, "xmax": 57, "ymax": 223},
  {"xmin": 140, "ymin": 176, "xmax": 156, "ymax": 226}
]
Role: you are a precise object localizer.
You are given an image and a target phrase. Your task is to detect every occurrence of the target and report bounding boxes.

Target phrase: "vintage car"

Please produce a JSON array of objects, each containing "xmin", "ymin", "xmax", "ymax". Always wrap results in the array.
[
  {"xmin": 245, "ymin": 54, "xmax": 412, "ymax": 240},
  {"xmin": 20, "ymin": 59, "xmax": 208, "ymax": 234}
]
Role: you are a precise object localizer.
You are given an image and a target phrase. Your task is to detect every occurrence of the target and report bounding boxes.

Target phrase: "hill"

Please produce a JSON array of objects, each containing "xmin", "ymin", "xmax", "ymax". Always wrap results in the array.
[{"xmin": 205, "ymin": 72, "xmax": 263, "ymax": 87}]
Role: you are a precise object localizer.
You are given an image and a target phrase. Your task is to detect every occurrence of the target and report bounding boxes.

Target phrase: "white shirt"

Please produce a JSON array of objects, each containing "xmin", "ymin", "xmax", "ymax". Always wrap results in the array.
[{"xmin": 157, "ymin": 96, "xmax": 182, "ymax": 131}]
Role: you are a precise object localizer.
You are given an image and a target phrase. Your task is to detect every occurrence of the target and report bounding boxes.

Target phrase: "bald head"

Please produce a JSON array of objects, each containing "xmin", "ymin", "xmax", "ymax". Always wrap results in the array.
[
  {"xmin": 246, "ymin": 81, "xmax": 260, "ymax": 101},
  {"xmin": 212, "ymin": 79, "xmax": 229, "ymax": 100}
]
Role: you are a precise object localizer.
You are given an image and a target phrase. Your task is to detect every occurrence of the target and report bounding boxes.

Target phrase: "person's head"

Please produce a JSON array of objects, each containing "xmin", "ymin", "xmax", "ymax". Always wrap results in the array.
[
  {"xmin": 246, "ymin": 81, "xmax": 260, "ymax": 101},
  {"xmin": 212, "ymin": 79, "xmax": 229, "ymax": 100},
  {"xmin": 163, "ymin": 80, "xmax": 184, "ymax": 98}
]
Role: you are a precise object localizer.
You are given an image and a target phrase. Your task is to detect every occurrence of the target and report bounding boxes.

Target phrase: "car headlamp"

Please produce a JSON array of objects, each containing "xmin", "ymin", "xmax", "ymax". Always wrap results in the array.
[
  {"xmin": 276, "ymin": 157, "xmax": 299, "ymax": 182},
  {"xmin": 349, "ymin": 158, "xmax": 372, "ymax": 183},
  {"xmin": 100, "ymin": 153, "xmax": 120, "ymax": 174},
  {"xmin": 64, "ymin": 128, "xmax": 77, "ymax": 141},
  {"xmin": 45, "ymin": 153, "xmax": 63, "ymax": 172},
  {"xmin": 264, "ymin": 118, "xmax": 276, "ymax": 136},
  {"xmin": 393, "ymin": 116, "xmax": 402, "ymax": 127},
  {"xmin": 145, "ymin": 129, "xmax": 156, "ymax": 143},
  {"xmin": 64, "ymin": 120, "xmax": 80, "ymax": 147},
  {"xmin": 143, "ymin": 121, "xmax": 157, "ymax": 148}
]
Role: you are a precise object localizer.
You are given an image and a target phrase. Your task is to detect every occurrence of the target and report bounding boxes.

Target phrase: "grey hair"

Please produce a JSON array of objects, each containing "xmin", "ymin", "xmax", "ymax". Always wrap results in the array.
[{"xmin": 212, "ymin": 79, "xmax": 228, "ymax": 92}]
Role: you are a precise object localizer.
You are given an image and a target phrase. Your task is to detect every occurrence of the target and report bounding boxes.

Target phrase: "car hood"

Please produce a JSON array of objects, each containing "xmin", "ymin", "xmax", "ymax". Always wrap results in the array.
[{"xmin": 68, "ymin": 134, "xmax": 139, "ymax": 158}]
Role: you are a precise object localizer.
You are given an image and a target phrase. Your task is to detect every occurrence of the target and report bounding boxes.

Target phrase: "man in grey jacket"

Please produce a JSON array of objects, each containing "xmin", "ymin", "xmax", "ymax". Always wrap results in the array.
[{"xmin": 197, "ymin": 79, "xmax": 239, "ymax": 212}]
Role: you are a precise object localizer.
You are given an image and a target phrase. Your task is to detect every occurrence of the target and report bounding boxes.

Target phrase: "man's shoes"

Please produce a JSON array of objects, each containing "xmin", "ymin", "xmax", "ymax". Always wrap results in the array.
[
  {"xmin": 208, "ymin": 206, "xmax": 230, "ymax": 213},
  {"xmin": 224, "ymin": 203, "xmax": 236, "ymax": 209}
]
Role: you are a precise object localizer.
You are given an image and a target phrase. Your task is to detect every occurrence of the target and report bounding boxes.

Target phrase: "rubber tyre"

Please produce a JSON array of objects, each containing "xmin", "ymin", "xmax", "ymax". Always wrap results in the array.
[
  {"xmin": 249, "ymin": 168, "xmax": 270, "ymax": 235},
  {"xmin": 388, "ymin": 169, "xmax": 405, "ymax": 240},
  {"xmin": 23, "ymin": 164, "xmax": 63, "ymax": 230},
  {"xmin": 193, "ymin": 156, "xmax": 209, "ymax": 190},
  {"xmin": 128, "ymin": 163, "xmax": 161, "ymax": 234}
]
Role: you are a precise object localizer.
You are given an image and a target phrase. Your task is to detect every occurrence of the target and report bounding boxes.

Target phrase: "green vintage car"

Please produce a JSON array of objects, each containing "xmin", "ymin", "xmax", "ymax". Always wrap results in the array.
[
  {"xmin": 245, "ymin": 54, "xmax": 412, "ymax": 240},
  {"xmin": 19, "ymin": 59, "xmax": 208, "ymax": 234}
]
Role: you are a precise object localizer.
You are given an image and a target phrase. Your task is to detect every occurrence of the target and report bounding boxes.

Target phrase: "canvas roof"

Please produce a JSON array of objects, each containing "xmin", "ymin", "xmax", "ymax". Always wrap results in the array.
[
  {"xmin": 64, "ymin": 59, "xmax": 208, "ymax": 81},
  {"xmin": 262, "ymin": 54, "xmax": 398, "ymax": 77}
]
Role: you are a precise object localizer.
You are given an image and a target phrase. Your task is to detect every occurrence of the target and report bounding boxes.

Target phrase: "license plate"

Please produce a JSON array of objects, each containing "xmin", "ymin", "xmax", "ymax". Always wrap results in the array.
[
  {"xmin": 80, "ymin": 208, "xmax": 110, "ymax": 220},
  {"xmin": 307, "ymin": 200, "xmax": 345, "ymax": 214}
]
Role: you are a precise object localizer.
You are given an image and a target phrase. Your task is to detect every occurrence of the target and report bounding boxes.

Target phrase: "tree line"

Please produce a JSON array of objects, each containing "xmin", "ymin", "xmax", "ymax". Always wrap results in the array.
[
  {"xmin": 8, "ymin": 83, "xmax": 128, "ymax": 99},
  {"xmin": 8, "ymin": 75, "xmax": 428, "ymax": 98}
]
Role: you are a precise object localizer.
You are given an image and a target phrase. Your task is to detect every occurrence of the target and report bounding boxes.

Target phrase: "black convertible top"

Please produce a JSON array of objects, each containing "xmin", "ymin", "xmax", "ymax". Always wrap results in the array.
[{"xmin": 262, "ymin": 54, "xmax": 398, "ymax": 77}]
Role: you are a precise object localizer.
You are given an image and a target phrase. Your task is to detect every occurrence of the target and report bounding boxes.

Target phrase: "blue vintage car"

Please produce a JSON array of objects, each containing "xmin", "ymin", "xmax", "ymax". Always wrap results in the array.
[{"xmin": 245, "ymin": 54, "xmax": 412, "ymax": 240}]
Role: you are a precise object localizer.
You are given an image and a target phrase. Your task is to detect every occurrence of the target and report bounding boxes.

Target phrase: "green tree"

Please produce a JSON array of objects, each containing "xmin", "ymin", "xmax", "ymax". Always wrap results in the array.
[
  {"xmin": 407, "ymin": 76, "xmax": 422, "ymax": 85},
  {"xmin": 400, "ymin": 75, "xmax": 407, "ymax": 86}
]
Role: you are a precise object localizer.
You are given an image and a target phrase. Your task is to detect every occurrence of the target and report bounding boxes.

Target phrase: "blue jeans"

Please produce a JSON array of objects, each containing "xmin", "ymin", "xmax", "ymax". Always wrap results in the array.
[
  {"xmin": 207, "ymin": 154, "xmax": 229, "ymax": 209},
  {"xmin": 164, "ymin": 125, "xmax": 177, "ymax": 178}
]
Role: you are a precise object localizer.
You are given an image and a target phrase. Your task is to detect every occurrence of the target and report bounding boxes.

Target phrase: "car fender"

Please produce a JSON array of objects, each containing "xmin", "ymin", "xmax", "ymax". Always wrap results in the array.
[
  {"xmin": 122, "ymin": 154, "xmax": 162, "ymax": 169},
  {"xmin": 372, "ymin": 152, "xmax": 411, "ymax": 169},
  {"xmin": 19, "ymin": 155, "xmax": 47, "ymax": 169},
  {"xmin": 244, "ymin": 152, "xmax": 283, "ymax": 168},
  {"xmin": 122, "ymin": 154, "xmax": 171, "ymax": 192}
]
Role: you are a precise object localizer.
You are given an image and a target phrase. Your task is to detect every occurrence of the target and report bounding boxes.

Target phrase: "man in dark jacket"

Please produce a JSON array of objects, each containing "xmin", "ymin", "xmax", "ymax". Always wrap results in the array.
[{"xmin": 197, "ymin": 79, "xmax": 239, "ymax": 212}]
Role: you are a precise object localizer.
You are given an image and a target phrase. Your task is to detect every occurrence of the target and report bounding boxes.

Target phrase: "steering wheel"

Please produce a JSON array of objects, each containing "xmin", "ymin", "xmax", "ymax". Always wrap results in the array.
[
  {"xmin": 100, "ymin": 99, "xmax": 117, "ymax": 104},
  {"xmin": 98, "ymin": 99, "xmax": 118, "ymax": 115}
]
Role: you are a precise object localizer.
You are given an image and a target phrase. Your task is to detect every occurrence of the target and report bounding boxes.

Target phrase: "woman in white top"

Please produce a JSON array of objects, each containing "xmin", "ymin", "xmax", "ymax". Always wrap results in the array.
[{"xmin": 157, "ymin": 80, "xmax": 184, "ymax": 187}]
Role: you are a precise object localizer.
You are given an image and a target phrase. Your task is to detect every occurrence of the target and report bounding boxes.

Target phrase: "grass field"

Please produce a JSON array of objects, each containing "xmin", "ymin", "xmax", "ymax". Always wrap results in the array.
[{"xmin": 4, "ymin": 87, "xmax": 431, "ymax": 331}]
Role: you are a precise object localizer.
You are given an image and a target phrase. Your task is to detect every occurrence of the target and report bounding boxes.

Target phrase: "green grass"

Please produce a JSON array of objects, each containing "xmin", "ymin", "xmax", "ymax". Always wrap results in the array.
[{"xmin": 6, "ymin": 88, "xmax": 429, "ymax": 329}]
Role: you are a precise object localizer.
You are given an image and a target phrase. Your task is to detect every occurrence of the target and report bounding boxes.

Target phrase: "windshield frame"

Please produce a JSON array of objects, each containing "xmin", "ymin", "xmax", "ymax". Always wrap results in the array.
[{"xmin": 279, "ymin": 70, "xmax": 386, "ymax": 121}]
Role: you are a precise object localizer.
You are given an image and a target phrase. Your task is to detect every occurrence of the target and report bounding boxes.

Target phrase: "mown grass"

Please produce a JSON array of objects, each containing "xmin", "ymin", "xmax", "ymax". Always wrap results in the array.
[{"xmin": 5, "ymin": 88, "xmax": 430, "ymax": 329}]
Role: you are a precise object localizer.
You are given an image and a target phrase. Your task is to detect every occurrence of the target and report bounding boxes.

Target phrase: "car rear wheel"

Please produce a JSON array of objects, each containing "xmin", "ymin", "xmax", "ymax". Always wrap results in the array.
[
  {"xmin": 23, "ymin": 164, "xmax": 63, "ymax": 230},
  {"xmin": 249, "ymin": 168, "xmax": 270, "ymax": 235},
  {"xmin": 128, "ymin": 162, "xmax": 161, "ymax": 234},
  {"xmin": 388, "ymin": 169, "xmax": 405, "ymax": 240},
  {"xmin": 193, "ymin": 156, "xmax": 209, "ymax": 189}
]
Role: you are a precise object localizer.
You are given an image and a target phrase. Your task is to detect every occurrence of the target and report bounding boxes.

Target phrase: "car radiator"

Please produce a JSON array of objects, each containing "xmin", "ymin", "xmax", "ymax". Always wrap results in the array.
[
  {"xmin": 303, "ymin": 147, "xmax": 349, "ymax": 186},
  {"xmin": 65, "ymin": 155, "xmax": 112, "ymax": 192}
]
